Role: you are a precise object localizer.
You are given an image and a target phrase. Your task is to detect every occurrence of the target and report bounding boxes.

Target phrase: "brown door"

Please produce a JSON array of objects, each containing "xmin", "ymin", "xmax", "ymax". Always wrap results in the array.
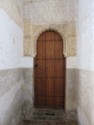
[{"xmin": 35, "ymin": 31, "xmax": 65, "ymax": 108}]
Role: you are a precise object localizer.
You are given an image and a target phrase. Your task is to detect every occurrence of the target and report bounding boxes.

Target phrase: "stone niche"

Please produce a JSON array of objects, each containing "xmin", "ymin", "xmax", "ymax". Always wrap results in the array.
[{"xmin": 24, "ymin": 20, "xmax": 77, "ymax": 57}]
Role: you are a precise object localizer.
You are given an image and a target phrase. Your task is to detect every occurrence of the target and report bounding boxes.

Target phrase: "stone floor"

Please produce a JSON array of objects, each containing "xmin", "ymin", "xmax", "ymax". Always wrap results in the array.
[
  {"xmin": 22, "ymin": 108, "xmax": 78, "ymax": 125},
  {"xmin": 23, "ymin": 120, "xmax": 77, "ymax": 125}
]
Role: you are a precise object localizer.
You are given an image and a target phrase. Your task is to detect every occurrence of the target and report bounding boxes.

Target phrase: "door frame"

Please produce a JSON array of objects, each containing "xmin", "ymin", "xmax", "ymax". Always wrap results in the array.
[{"xmin": 34, "ymin": 30, "xmax": 66, "ymax": 109}]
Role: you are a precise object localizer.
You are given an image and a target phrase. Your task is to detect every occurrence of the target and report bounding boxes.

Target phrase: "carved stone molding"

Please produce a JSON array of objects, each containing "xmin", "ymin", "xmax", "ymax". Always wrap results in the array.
[{"xmin": 24, "ymin": 20, "xmax": 77, "ymax": 57}]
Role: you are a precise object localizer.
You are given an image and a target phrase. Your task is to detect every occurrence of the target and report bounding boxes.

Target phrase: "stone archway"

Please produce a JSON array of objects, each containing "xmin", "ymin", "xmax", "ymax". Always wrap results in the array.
[
  {"xmin": 23, "ymin": 23, "xmax": 77, "ymax": 113},
  {"xmin": 33, "ymin": 25, "xmax": 66, "ymax": 57},
  {"xmin": 24, "ymin": 23, "xmax": 76, "ymax": 57}
]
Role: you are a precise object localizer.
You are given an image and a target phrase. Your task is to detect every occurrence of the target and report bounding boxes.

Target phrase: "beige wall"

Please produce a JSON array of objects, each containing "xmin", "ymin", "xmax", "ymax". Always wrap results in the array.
[
  {"xmin": 23, "ymin": 0, "xmax": 77, "ymax": 57},
  {"xmin": 24, "ymin": 21, "xmax": 77, "ymax": 57}
]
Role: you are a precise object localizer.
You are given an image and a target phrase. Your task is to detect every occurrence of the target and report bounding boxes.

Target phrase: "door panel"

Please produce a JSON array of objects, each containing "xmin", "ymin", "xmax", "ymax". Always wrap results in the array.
[
  {"xmin": 54, "ymin": 32, "xmax": 62, "ymax": 41},
  {"xmin": 35, "ymin": 97, "xmax": 46, "ymax": 106},
  {"xmin": 55, "ymin": 40, "xmax": 63, "ymax": 59},
  {"xmin": 54, "ymin": 78, "xmax": 64, "ymax": 96},
  {"xmin": 35, "ymin": 31, "xmax": 65, "ymax": 108},
  {"xmin": 46, "ymin": 41, "xmax": 54, "ymax": 59},
  {"xmin": 46, "ymin": 78, "xmax": 54, "ymax": 96},
  {"xmin": 46, "ymin": 97, "xmax": 55, "ymax": 107},
  {"xmin": 46, "ymin": 31, "xmax": 54, "ymax": 41},
  {"xmin": 37, "ymin": 40, "xmax": 46, "ymax": 59},
  {"xmin": 54, "ymin": 60, "xmax": 64, "ymax": 77},
  {"xmin": 36, "ymin": 78, "xmax": 46, "ymax": 96},
  {"xmin": 55, "ymin": 97, "xmax": 64, "ymax": 107},
  {"xmin": 46, "ymin": 60, "xmax": 54, "ymax": 77},
  {"xmin": 35, "ymin": 60, "xmax": 45, "ymax": 77},
  {"xmin": 38, "ymin": 33, "xmax": 45, "ymax": 41}
]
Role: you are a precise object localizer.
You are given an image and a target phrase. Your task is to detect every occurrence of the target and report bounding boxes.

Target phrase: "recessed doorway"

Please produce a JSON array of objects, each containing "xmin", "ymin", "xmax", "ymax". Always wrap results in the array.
[{"xmin": 34, "ymin": 30, "xmax": 65, "ymax": 109}]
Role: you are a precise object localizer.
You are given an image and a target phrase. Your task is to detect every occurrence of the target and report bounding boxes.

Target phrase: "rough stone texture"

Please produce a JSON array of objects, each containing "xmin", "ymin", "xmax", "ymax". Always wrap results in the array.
[
  {"xmin": 22, "ymin": 108, "xmax": 77, "ymax": 125},
  {"xmin": 24, "ymin": 21, "xmax": 76, "ymax": 57},
  {"xmin": 0, "ymin": 69, "xmax": 24, "ymax": 125},
  {"xmin": 66, "ymin": 57, "xmax": 77, "ymax": 111},
  {"xmin": 0, "ymin": 66, "xmax": 78, "ymax": 125},
  {"xmin": 21, "ymin": 66, "xmax": 77, "ymax": 120},
  {"xmin": 0, "ymin": 0, "xmax": 23, "ymax": 28},
  {"xmin": 23, "ymin": 0, "xmax": 77, "ymax": 57},
  {"xmin": 22, "ymin": 68, "xmax": 34, "ymax": 120},
  {"xmin": 23, "ymin": 121, "xmax": 77, "ymax": 125},
  {"xmin": 24, "ymin": 0, "xmax": 77, "ymax": 23},
  {"xmin": 66, "ymin": 69, "xmax": 77, "ymax": 111}
]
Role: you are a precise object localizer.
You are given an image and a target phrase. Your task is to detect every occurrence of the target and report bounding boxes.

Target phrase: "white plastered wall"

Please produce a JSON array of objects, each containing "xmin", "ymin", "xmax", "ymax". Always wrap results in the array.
[{"xmin": 77, "ymin": 0, "xmax": 94, "ymax": 125}]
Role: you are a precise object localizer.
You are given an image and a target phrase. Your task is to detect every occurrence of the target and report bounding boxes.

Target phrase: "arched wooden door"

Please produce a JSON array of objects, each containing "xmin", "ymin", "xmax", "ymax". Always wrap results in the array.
[{"xmin": 35, "ymin": 31, "xmax": 65, "ymax": 108}]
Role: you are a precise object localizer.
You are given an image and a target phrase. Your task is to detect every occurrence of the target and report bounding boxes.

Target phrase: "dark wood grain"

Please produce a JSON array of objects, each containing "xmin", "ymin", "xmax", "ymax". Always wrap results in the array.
[{"xmin": 35, "ymin": 31, "xmax": 65, "ymax": 108}]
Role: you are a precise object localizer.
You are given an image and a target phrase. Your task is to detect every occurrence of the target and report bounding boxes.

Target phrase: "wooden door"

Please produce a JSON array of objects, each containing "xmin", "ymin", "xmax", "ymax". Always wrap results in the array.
[{"xmin": 35, "ymin": 31, "xmax": 65, "ymax": 108}]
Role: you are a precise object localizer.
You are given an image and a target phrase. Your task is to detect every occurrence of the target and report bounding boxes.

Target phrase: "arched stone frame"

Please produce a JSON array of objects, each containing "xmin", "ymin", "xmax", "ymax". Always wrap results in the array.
[
  {"xmin": 24, "ymin": 22, "xmax": 76, "ymax": 57},
  {"xmin": 23, "ymin": 24, "xmax": 77, "ymax": 113},
  {"xmin": 24, "ymin": 22, "xmax": 76, "ymax": 111},
  {"xmin": 32, "ymin": 24, "xmax": 67, "ymax": 57}
]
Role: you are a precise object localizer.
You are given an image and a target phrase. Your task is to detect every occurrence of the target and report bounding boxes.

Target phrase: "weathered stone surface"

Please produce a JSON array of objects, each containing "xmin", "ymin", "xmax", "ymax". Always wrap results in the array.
[
  {"xmin": 23, "ymin": 120, "xmax": 78, "ymax": 125},
  {"xmin": 22, "ymin": 108, "xmax": 77, "ymax": 121},
  {"xmin": 24, "ymin": 21, "xmax": 77, "ymax": 57},
  {"xmin": 66, "ymin": 69, "xmax": 77, "ymax": 111},
  {"xmin": 22, "ymin": 68, "xmax": 34, "ymax": 120},
  {"xmin": 24, "ymin": 0, "xmax": 77, "ymax": 23},
  {"xmin": 23, "ymin": 112, "xmax": 77, "ymax": 125},
  {"xmin": 0, "ymin": 69, "xmax": 24, "ymax": 125},
  {"xmin": 23, "ymin": 0, "xmax": 77, "ymax": 57}
]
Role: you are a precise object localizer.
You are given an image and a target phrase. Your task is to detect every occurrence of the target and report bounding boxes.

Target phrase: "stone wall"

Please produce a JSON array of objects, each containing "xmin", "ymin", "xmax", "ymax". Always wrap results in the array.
[
  {"xmin": 0, "ymin": 69, "xmax": 24, "ymax": 125},
  {"xmin": 0, "ymin": 0, "xmax": 79, "ymax": 124},
  {"xmin": 23, "ymin": 0, "xmax": 77, "ymax": 57},
  {"xmin": 77, "ymin": 70, "xmax": 94, "ymax": 125},
  {"xmin": 24, "ymin": 21, "xmax": 77, "ymax": 57},
  {"xmin": 77, "ymin": 0, "xmax": 94, "ymax": 125},
  {"xmin": 24, "ymin": 0, "xmax": 77, "ymax": 23},
  {"xmin": 22, "ymin": 0, "xmax": 78, "ymax": 118},
  {"xmin": 22, "ymin": 68, "xmax": 34, "ymax": 120},
  {"xmin": 22, "ymin": 57, "xmax": 77, "ymax": 120},
  {"xmin": 0, "ymin": 1, "xmax": 24, "ymax": 125},
  {"xmin": 66, "ymin": 57, "xmax": 77, "ymax": 111}
]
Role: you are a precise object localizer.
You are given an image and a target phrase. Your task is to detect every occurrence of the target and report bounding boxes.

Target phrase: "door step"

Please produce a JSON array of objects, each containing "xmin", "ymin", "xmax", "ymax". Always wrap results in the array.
[
  {"xmin": 23, "ymin": 120, "xmax": 77, "ymax": 125},
  {"xmin": 32, "ymin": 108, "xmax": 65, "ymax": 121},
  {"xmin": 23, "ymin": 108, "xmax": 77, "ymax": 122},
  {"xmin": 22, "ymin": 108, "xmax": 77, "ymax": 125}
]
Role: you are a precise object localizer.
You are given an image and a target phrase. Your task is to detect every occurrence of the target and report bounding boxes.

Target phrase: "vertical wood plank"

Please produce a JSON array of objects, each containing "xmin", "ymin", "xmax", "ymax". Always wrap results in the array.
[{"xmin": 35, "ymin": 31, "xmax": 65, "ymax": 108}]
